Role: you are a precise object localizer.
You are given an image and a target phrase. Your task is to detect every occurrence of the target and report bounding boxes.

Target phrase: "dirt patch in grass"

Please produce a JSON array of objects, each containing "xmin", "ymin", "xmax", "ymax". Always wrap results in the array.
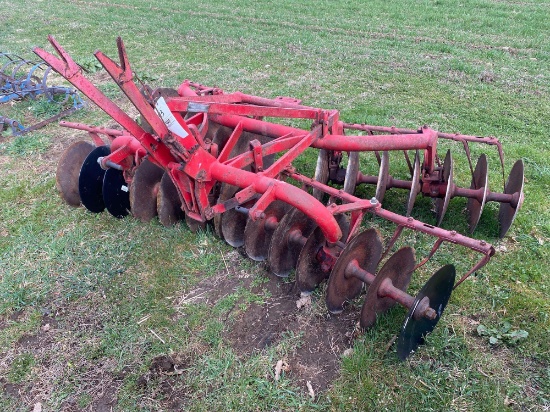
[
  {"xmin": 225, "ymin": 270, "xmax": 358, "ymax": 392},
  {"xmin": 136, "ymin": 354, "xmax": 192, "ymax": 410}
]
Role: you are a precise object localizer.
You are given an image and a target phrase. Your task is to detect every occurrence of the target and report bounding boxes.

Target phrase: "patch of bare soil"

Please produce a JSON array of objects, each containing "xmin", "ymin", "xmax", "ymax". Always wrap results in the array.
[
  {"xmin": 225, "ymin": 271, "xmax": 359, "ymax": 392},
  {"xmin": 136, "ymin": 354, "xmax": 191, "ymax": 410}
]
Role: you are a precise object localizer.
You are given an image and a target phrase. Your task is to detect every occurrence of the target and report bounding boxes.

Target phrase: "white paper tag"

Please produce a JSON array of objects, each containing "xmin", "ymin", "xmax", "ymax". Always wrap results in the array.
[{"xmin": 154, "ymin": 96, "xmax": 189, "ymax": 139}]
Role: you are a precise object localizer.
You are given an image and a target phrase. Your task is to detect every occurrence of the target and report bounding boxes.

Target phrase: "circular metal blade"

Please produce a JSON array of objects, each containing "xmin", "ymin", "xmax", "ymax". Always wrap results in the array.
[
  {"xmin": 56, "ymin": 140, "xmax": 95, "ymax": 207},
  {"xmin": 375, "ymin": 151, "xmax": 389, "ymax": 203},
  {"xmin": 222, "ymin": 201, "xmax": 256, "ymax": 247},
  {"xmin": 296, "ymin": 214, "xmax": 350, "ymax": 294},
  {"xmin": 360, "ymin": 247, "xmax": 416, "ymax": 329},
  {"xmin": 78, "ymin": 145, "xmax": 110, "ymax": 213},
  {"xmin": 313, "ymin": 149, "xmax": 330, "ymax": 200},
  {"xmin": 397, "ymin": 264, "xmax": 456, "ymax": 360},
  {"xmin": 213, "ymin": 183, "xmax": 239, "ymax": 240},
  {"xmin": 244, "ymin": 200, "xmax": 291, "ymax": 261},
  {"xmin": 130, "ymin": 159, "xmax": 164, "ymax": 222},
  {"xmin": 185, "ymin": 215, "xmax": 207, "ymax": 233},
  {"xmin": 406, "ymin": 150, "xmax": 421, "ymax": 216},
  {"xmin": 325, "ymin": 228, "xmax": 383, "ymax": 314},
  {"xmin": 103, "ymin": 168, "xmax": 130, "ymax": 218},
  {"xmin": 267, "ymin": 208, "xmax": 317, "ymax": 277},
  {"xmin": 467, "ymin": 154, "xmax": 489, "ymax": 233},
  {"xmin": 498, "ymin": 159, "xmax": 524, "ymax": 238},
  {"xmin": 343, "ymin": 151, "xmax": 359, "ymax": 195},
  {"xmin": 435, "ymin": 150, "xmax": 454, "ymax": 226},
  {"xmin": 157, "ymin": 173, "xmax": 184, "ymax": 227}
]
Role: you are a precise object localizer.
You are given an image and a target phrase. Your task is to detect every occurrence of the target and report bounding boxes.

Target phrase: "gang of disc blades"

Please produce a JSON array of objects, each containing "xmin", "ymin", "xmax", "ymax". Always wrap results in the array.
[
  {"xmin": 375, "ymin": 151, "xmax": 390, "ymax": 203},
  {"xmin": 406, "ymin": 150, "xmax": 421, "ymax": 216},
  {"xmin": 343, "ymin": 151, "xmax": 359, "ymax": 194},
  {"xmin": 56, "ymin": 140, "xmax": 94, "ymax": 206},
  {"xmin": 130, "ymin": 159, "xmax": 164, "ymax": 222},
  {"xmin": 296, "ymin": 214, "xmax": 350, "ymax": 294},
  {"xmin": 325, "ymin": 228, "xmax": 383, "ymax": 314},
  {"xmin": 466, "ymin": 154, "xmax": 489, "ymax": 233},
  {"xmin": 157, "ymin": 172, "xmax": 184, "ymax": 227},
  {"xmin": 244, "ymin": 200, "xmax": 291, "ymax": 261},
  {"xmin": 435, "ymin": 150, "xmax": 454, "ymax": 226},
  {"xmin": 267, "ymin": 208, "xmax": 317, "ymax": 277},
  {"xmin": 498, "ymin": 159, "xmax": 524, "ymax": 238},
  {"xmin": 78, "ymin": 145, "xmax": 110, "ymax": 213},
  {"xmin": 103, "ymin": 168, "xmax": 130, "ymax": 218},
  {"xmin": 360, "ymin": 247, "xmax": 415, "ymax": 329},
  {"xmin": 397, "ymin": 264, "xmax": 455, "ymax": 361}
]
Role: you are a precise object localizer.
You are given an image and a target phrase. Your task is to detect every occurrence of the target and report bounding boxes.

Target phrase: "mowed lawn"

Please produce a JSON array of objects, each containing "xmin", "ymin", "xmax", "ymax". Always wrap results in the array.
[{"xmin": 0, "ymin": 0, "xmax": 549, "ymax": 411}]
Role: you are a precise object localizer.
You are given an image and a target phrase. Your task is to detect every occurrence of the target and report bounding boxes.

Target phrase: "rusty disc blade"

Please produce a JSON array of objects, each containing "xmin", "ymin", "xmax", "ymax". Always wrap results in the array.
[
  {"xmin": 157, "ymin": 173, "xmax": 184, "ymax": 227},
  {"xmin": 435, "ymin": 150, "xmax": 454, "ymax": 226},
  {"xmin": 244, "ymin": 200, "xmax": 290, "ymax": 261},
  {"xmin": 498, "ymin": 159, "xmax": 524, "ymax": 238},
  {"xmin": 56, "ymin": 140, "xmax": 94, "ymax": 207},
  {"xmin": 325, "ymin": 228, "xmax": 383, "ymax": 314},
  {"xmin": 313, "ymin": 149, "xmax": 330, "ymax": 200},
  {"xmin": 343, "ymin": 151, "xmax": 359, "ymax": 194},
  {"xmin": 375, "ymin": 151, "xmax": 389, "ymax": 203},
  {"xmin": 213, "ymin": 183, "xmax": 239, "ymax": 240},
  {"xmin": 360, "ymin": 247, "xmax": 416, "ymax": 329},
  {"xmin": 267, "ymin": 208, "xmax": 317, "ymax": 277},
  {"xmin": 406, "ymin": 150, "xmax": 421, "ymax": 216},
  {"xmin": 296, "ymin": 214, "xmax": 350, "ymax": 294},
  {"xmin": 130, "ymin": 159, "xmax": 164, "ymax": 222},
  {"xmin": 397, "ymin": 264, "xmax": 455, "ymax": 360},
  {"xmin": 102, "ymin": 168, "xmax": 130, "ymax": 218},
  {"xmin": 467, "ymin": 154, "xmax": 489, "ymax": 233},
  {"xmin": 78, "ymin": 145, "xmax": 110, "ymax": 213},
  {"xmin": 222, "ymin": 202, "xmax": 255, "ymax": 247},
  {"xmin": 185, "ymin": 214, "xmax": 207, "ymax": 233}
]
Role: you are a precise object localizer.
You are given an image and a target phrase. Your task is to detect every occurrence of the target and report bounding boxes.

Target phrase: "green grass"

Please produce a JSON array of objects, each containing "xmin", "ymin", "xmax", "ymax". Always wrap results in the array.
[{"xmin": 1, "ymin": 0, "xmax": 549, "ymax": 410}]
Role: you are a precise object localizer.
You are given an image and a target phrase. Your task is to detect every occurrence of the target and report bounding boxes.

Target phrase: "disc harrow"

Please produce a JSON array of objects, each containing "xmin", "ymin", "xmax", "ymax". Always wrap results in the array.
[
  {"xmin": 0, "ymin": 52, "xmax": 85, "ymax": 135},
  {"xmin": 34, "ymin": 36, "xmax": 524, "ymax": 360}
]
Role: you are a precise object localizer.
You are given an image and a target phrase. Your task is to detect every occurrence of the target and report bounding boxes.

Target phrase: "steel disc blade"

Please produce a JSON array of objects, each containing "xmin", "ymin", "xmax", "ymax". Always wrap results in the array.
[
  {"xmin": 296, "ymin": 214, "xmax": 350, "ymax": 294},
  {"xmin": 498, "ymin": 159, "xmax": 524, "ymax": 238},
  {"xmin": 244, "ymin": 200, "xmax": 290, "ymax": 261},
  {"xmin": 185, "ymin": 215, "xmax": 207, "ymax": 233},
  {"xmin": 222, "ymin": 202, "xmax": 254, "ymax": 247},
  {"xmin": 360, "ymin": 247, "xmax": 415, "ymax": 329},
  {"xmin": 103, "ymin": 168, "xmax": 130, "ymax": 218},
  {"xmin": 213, "ymin": 183, "xmax": 239, "ymax": 240},
  {"xmin": 343, "ymin": 151, "xmax": 359, "ymax": 194},
  {"xmin": 313, "ymin": 149, "xmax": 330, "ymax": 200},
  {"xmin": 406, "ymin": 150, "xmax": 421, "ymax": 216},
  {"xmin": 325, "ymin": 229, "xmax": 383, "ymax": 314},
  {"xmin": 435, "ymin": 150, "xmax": 454, "ymax": 226},
  {"xmin": 267, "ymin": 208, "xmax": 317, "ymax": 277},
  {"xmin": 375, "ymin": 151, "xmax": 389, "ymax": 202},
  {"xmin": 78, "ymin": 145, "xmax": 110, "ymax": 213},
  {"xmin": 130, "ymin": 159, "xmax": 164, "ymax": 222},
  {"xmin": 56, "ymin": 140, "xmax": 94, "ymax": 206},
  {"xmin": 397, "ymin": 264, "xmax": 455, "ymax": 360},
  {"xmin": 467, "ymin": 154, "xmax": 489, "ymax": 233},
  {"xmin": 157, "ymin": 173, "xmax": 184, "ymax": 227}
]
